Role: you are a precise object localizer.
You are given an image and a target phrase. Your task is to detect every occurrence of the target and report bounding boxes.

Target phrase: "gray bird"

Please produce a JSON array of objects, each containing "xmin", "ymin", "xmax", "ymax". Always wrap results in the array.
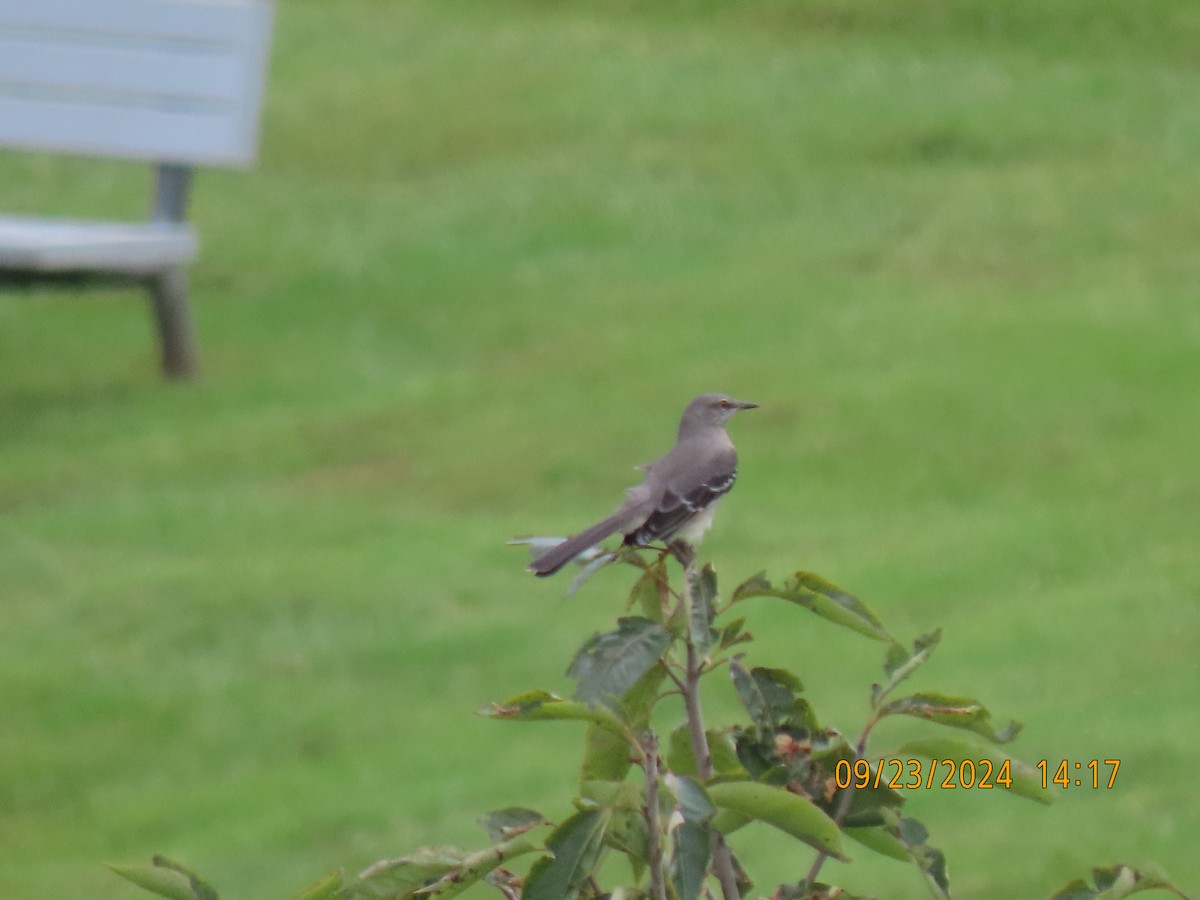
[{"xmin": 528, "ymin": 392, "xmax": 757, "ymax": 577}]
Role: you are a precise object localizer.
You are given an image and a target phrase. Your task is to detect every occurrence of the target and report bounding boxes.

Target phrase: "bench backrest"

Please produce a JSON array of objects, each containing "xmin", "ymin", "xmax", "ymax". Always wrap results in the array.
[{"xmin": 0, "ymin": 0, "xmax": 272, "ymax": 167}]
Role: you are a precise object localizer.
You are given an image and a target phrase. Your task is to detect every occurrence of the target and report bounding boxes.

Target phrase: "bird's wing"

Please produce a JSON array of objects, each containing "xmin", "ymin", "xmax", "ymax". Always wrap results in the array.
[{"xmin": 626, "ymin": 449, "xmax": 737, "ymax": 545}]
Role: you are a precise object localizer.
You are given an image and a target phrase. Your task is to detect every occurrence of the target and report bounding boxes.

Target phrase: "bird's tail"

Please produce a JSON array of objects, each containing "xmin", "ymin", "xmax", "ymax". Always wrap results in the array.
[{"xmin": 528, "ymin": 515, "xmax": 626, "ymax": 577}]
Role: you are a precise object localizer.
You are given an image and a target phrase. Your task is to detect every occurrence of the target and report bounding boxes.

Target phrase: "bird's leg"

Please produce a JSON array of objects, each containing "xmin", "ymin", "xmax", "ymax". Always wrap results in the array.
[{"xmin": 667, "ymin": 539, "xmax": 696, "ymax": 568}]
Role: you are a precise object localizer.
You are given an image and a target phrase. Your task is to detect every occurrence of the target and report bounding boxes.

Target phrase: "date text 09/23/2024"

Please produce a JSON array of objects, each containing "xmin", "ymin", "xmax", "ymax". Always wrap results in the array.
[{"xmin": 834, "ymin": 758, "xmax": 1121, "ymax": 792}]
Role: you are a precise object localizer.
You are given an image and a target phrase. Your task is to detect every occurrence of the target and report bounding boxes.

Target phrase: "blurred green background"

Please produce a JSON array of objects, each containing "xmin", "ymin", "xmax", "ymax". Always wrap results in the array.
[{"xmin": 2, "ymin": 0, "xmax": 1198, "ymax": 897}]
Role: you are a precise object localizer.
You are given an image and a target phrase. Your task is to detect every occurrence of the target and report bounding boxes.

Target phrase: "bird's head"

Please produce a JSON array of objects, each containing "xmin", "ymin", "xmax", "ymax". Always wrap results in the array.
[{"xmin": 682, "ymin": 392, "xmax": 758, "ymax": 430}]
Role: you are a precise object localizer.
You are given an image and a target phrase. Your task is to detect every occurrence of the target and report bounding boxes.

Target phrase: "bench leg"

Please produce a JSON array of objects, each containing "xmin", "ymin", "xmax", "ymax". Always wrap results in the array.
[{"xmin": 148, "ymin": 267, "xmax": 198, "ymax": 379}]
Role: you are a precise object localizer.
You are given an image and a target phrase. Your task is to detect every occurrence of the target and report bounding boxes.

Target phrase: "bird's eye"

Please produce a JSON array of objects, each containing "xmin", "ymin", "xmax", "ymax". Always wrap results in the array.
[{"xmin": 718, "ymin": 399, "xmax": 730, "ymax": 408}]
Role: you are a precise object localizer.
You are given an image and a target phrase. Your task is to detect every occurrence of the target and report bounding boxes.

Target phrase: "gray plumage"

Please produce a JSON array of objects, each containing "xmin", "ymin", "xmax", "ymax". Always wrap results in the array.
[{"xmin": 528, "ymin": 392, "xmax": 757, "ymax": 577}]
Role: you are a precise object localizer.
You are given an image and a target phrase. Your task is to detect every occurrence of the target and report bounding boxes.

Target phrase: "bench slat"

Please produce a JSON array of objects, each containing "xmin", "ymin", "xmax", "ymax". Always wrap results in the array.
[
  {"xmin": 0, "ymin": 215, "xmax": 197, "ymax": 274},
  {"xmin": 0, "ymin": 94, "xmax": 257, "ymax": 166},
  {"xmin": 0, "ymin": 38, "xmax": 249, "ymax": 105},
  {"xmin": 0, "ymin": 0, "xmax": 272, "ymax": 166},
  {"xmin": 0, "ymin": 0, "xmax": 263, "ymax": 46}
]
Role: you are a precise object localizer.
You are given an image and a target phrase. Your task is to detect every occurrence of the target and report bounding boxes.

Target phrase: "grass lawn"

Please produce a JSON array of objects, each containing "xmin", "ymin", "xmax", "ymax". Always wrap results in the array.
[{"xmin": 2, "ymin": 0, "xmax": 1198, "ymax": 896}]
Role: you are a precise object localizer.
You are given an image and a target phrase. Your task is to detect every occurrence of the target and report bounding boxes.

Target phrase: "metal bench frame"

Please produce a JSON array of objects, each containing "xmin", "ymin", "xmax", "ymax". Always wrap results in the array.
[{"xmin": 0, "ymin": 0, "xmax": 273, "ymax": 378}]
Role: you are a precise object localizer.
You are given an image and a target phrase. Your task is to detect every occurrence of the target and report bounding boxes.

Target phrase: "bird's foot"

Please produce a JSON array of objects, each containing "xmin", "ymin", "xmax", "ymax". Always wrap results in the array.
[{"xmin": 667, "ymin": 539, "xmax": 696, "ymax": 568}]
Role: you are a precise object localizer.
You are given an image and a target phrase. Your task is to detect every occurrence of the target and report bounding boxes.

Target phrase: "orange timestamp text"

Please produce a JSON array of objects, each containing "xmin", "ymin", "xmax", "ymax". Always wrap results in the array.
[
  {"xmin": 834, "ymin": 757, "xmax": 1018, "ymax": 791},
  {"xmin": 834, "ymin": 757, "xmax": 1122, "ymax": 792},
  {"xmin": 1036, "ymin": 758, "xmax": 1121, "ymax": 790}
]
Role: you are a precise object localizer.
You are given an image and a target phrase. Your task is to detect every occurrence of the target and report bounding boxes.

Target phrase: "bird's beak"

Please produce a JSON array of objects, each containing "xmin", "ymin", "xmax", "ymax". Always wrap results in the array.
[{"xmin": 736, "ymin": 400, "xmax": 758, "ymax": 410}]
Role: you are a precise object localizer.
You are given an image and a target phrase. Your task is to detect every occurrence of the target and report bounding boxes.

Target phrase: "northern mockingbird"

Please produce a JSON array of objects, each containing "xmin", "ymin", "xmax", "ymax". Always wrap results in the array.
[{"xmin": 528, "ymin": 392, "xmax": 757, "ymax": 577}]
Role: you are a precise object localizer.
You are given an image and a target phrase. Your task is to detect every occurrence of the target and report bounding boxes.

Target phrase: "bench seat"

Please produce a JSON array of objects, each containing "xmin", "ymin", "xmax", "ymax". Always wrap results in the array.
[
  {"xmin": 0, "ymin": 214, "xmax": 197, "ymax": 275},
  {"xmin": 0, "ymin": 0, "xmax": 272, "ymax": 378}
]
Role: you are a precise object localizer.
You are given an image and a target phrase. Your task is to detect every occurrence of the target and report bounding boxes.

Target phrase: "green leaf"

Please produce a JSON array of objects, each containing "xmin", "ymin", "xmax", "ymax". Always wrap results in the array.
[
  {"xmin": 614, "ymin": 828, "xmax": 652, "ymax": 883},
  {"xmin": 843, "ymin": 825, "xmax": 910, "ymax": 862},
  {"xmin": 892, "ymin": 736, "xmax": 1053, "ymax": 805},
  {"xmin": 1052, "ymin": 879, "xmax": 1097, "ymax": 900},
  {"xmin": 293, "ymin": 869, "xmax": 342, "ymax": 900},
  {"xmin": 413, "ymin": 837, "xmax": 543, "ymax": 898},
  {"xmin": 883, "ymin": 811, "xmax": 950, "ymax": 900},
  {"xmin": 664, "ymin": 774, "xmax": 716, "ymax": 824},
  {"xmin": 731, "ymin": 572, "xmax": 891, "ymax": 642},
  {"xmin": 342, "ymin": 848, "xmax": 467, "ymax": 898},
  {"xmin": 836, "ymin": 762, "xmax": 906, "ymax": 829},
  {"xmin": 706, "ymin": 781, "xmax": 843, "ymax": 858},
  {"xmin": 602, "ymin": 809, "xmax": 649, "ymax": 878},
  {"xmin": 663, "ymin": 774, "xmax": 715, "ymax": 900},
  {"xmin": 884, "ymin": 630, "xmax": 941, "ymax": 682},
  {"xmin": 669, "ymin": 818, "xmax": 710, "ymax": 900},
  {"xmin": 687, "ymin": 564, "xmax": 719, "ymax": 658},
  {"xmin": 709, "ymin": 807, "xmax": 751, "ymax": 836},
  {"xmin": 1049, "ymin": 863, "xmax": 1185, "ymax": 899},
  {"xmin": 627, "ymin": 558, "xmax": 668, "ymax": 623},
  {"xmin": 579, "ymin": 780, "xmax": 647, "ymax": 874},
  {"xmin": 874, "ymin": 630, "xmax": 942, "ymax": 706},
  {"xmin": 481, "ymin": 690, "xmax": 626, "ymax": 737},
  {"xmin": 729, "ymin": 727, "xmax": 780, "ymax": 781},
  {"xmin": 878, "ymin": 691, "xmax": 1022, "ymax": 743},
  {"xmin": 478, "ymin": 808, "xmax": 548, "ymax": 843},
  {"xmin": 146, "ymin": 857, "xmax": 219, "ymax": 900},
  {"xmin": 580, "ymin": 663, "xmax": 666, "ymax": 783},
  {"xmin": 523, "ymin": 809, "xmax": 610, "ymax": 900},
  {"xmin": 346, "ymin": 853, "xmax": 494, "ymax": 900},
  {"xmin": 567, "ymin": 617, "xmax": 671, "ymax": 707},
  {"xmin": 580, "ymin": 778, "xmax": 643, "ymax": 811},
  {"xmin": 1092, "ymin": 863, "xmax": 1179, "ymax": 897},
  {"xmin": 667, "ymin": 723, "xmax": 743, "ymax": 779},
  {"xmin": 729, "ymin": 657, "xmax": 807, "ymax": 733},
  {"xmin": 579, "ymin": 721, "xmax": 634, "ymax": 784},
  {"xmin": 483, "ymin": 869, "xmax": 524, "ymax": 897},
  {"xmin": 716, "ymin": 616, "xmax": 752, "ymax": 651},
  {"xmin": 105, "ymin": 863, "xmax": 204, "ymax": 900}
]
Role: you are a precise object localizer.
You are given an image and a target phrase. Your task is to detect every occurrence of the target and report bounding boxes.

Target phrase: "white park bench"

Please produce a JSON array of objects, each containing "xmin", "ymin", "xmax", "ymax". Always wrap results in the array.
[{"xmin": 0, "ymin": 0, "xmax": 273, "ymax": 378}]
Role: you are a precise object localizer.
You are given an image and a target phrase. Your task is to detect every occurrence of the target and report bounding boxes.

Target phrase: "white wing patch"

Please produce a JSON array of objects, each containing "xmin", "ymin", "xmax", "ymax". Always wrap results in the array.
[{"xmin": 626, "ymin": 468, "xmax": 737, "ymax": 546}]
